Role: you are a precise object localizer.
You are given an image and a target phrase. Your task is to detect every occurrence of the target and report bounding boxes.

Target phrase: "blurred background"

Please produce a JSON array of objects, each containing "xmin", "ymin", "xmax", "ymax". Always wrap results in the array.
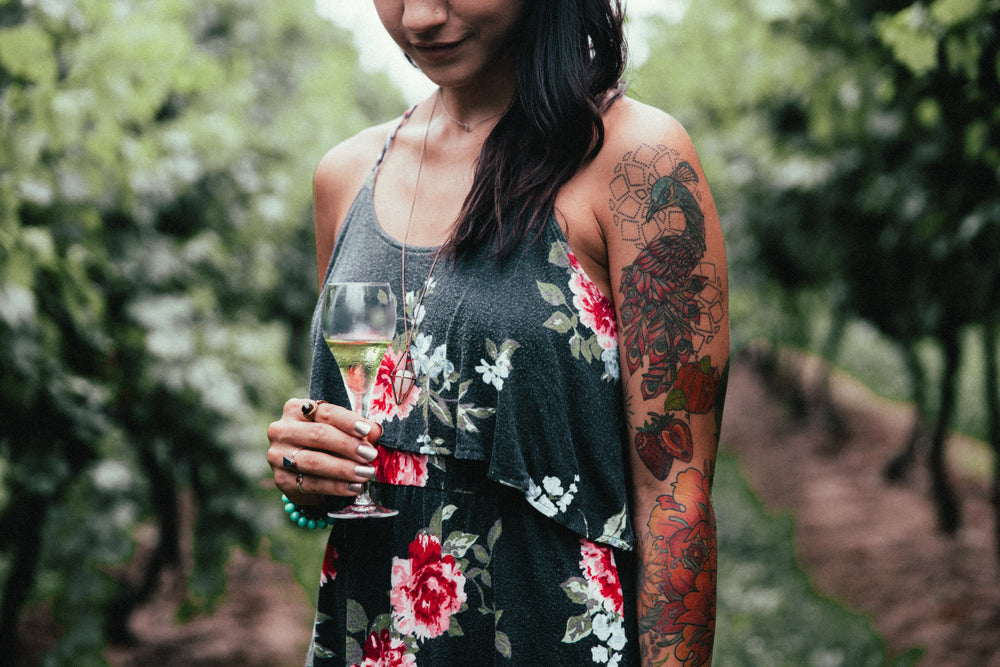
[{"xmin": 1, "ymin": 0, "xmax": 997, "ymax": 665}]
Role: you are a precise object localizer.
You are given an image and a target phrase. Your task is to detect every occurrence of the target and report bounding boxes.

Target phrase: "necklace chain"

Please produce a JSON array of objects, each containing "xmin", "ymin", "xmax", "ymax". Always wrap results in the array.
[
  {"xmin": 394, "ymin": 95, "xmax": 445, "ymax": 405},
  {"xmin": 437, "ymin": 88, "xmax": 506, "ymax": 133}
]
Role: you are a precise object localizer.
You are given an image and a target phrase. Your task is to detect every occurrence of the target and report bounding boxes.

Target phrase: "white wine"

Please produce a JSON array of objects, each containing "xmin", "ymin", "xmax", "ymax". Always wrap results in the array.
[
  {"xmin": 325, "ymin": 338, "xmax": 390, "ymax": 397},
  {"xmin": 320, "ymin": 282, "xmax": 399, "ymax": 519}
]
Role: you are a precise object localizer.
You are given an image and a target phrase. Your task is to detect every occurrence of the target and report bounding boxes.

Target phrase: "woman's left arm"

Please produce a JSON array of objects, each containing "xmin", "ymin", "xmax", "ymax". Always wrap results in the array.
[{"xmin": 600, "ymin": 104, "xmax": 730, "ymax": 666}]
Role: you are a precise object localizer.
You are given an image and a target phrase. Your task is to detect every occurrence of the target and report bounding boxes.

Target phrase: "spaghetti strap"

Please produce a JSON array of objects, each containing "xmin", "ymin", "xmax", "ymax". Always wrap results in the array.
[{"xmin": 371, "ymin": 104, "xmax": 418, "ymax": 176}]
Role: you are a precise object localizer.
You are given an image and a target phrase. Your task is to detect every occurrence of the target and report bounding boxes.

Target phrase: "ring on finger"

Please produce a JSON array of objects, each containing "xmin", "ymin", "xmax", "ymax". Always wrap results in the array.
[
  {"xmin": 282, "ymin": 448, "xmax": 301, "ymax": 471},
  {"xmin": 296, "ymin": 473, "xmax": 306, "ymax": 495},
  {"xmin": 301, "ymin": 399, "xmax": 327, "ymax": 422}
]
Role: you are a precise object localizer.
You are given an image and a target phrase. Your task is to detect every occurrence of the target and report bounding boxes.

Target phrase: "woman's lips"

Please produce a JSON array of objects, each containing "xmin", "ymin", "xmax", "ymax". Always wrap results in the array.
[{"xmin": 412, "ymin": 39, "xmax": 463, "ymax": 61}]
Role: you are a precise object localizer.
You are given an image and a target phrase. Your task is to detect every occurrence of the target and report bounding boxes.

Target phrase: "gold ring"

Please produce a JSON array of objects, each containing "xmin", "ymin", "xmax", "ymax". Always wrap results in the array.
[{"xmin": 296, "ymin": 473, "xmax": 306, "ymax": 495}]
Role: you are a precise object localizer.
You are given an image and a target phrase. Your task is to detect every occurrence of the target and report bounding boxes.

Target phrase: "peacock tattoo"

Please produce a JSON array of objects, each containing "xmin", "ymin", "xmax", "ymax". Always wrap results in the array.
[{"xmin": 619, "ymin": 161, "xmax": 707, "ymax": 401}]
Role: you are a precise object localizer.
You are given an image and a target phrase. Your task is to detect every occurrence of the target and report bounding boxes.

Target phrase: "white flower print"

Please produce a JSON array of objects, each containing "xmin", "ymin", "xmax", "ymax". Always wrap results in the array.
[
  {"xmin": 561, "ymin": 539, "xmax": 628, "ymax": 665},
  {"xmin": 410, "ymin": 332, "xmax": 432, "ymax": 365},
  {"xmin": 601, "ymin": 347, "xmax": 620, "ymax": 382},
  {"xmin": 421, "ymin": 343, "xmax": 454, "ymax": 388},
  {"xmin": 526, "ymin": 478, "xmax": 559, "ymax": 517},
  {"xmin": 592, "ymin": 612, "xmax": 627, "ymax": 652},
  {"xmin": 543, "ymin": 475, "xmax": 579, "ymax": 513},
  {"xmin": 403, "ymin": 278, "xmax": 435, "ymax": 330},
  {"xmin": 475, "ymin": 338, "xmax": 519, "ymax": 392},
  {"xmin": 475, "ymin": 355, "xmax": 510, "ymax": 391},
  {"xmin": 591, "ymin": 646, "xmax": 611, "ymax": 665},
  {"xmin": 527, "ymin": 474, "xmax": 580, "ymax": 517}
]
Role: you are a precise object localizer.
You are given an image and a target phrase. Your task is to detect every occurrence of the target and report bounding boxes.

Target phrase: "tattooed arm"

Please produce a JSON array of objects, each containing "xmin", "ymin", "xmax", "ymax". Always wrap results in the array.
[{"xmin": 598, "ymin": 100, "xmax": 730, "ymax": 666}]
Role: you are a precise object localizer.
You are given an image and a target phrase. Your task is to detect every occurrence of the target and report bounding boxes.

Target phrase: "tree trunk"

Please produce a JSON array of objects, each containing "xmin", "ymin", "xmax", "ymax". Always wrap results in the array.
[
  {"xmin": 884, "ymin": 342, "xmax": 931, "ymax": 481},
  {"xmin": 105, "ymin": 444, "xmax": 181, "ymax": 644},
  {"xmin": 815, "ymin": 313, "xmax": 849, "ymax": 446},
  {"xmin": 928, "ymin": 332, "xmax": 961, "ymax": 535},
  {"xmin": 0, "ymin": 489, "xmax": 48, "ymax": 664},
  {"xmin": 983, "ymin": 320, "xmax": 1000, "ymax": 563}
]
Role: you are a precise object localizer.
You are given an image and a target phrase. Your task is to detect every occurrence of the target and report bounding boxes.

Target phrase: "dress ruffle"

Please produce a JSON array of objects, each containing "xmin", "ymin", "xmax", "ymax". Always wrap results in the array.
[{"xmin": 310, "ymin": 168, "xmax": 633, "ymax": 552}]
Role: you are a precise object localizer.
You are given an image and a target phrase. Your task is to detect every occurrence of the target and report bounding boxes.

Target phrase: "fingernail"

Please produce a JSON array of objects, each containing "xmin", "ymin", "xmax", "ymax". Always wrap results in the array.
[
  {"xmin": 357, "ymin": 444, "xmax": 378, "ymax": 462},
  {"xmin": 354, "ymin": 420, "xmax": 371, "ymax": 436},
  {"xmin": 354, "ymin": 465, "xmax": 376, "ymax": 479},
  {"xmin": 347, "ymin": 482, "xmax": 363, "ymax": 493}
]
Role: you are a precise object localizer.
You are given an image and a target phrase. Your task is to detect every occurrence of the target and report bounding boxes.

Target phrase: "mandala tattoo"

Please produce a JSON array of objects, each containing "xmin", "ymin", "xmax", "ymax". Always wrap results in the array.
[{"xmin": 613, "ymin": 144, "xmax": 724, "ymax": 401}]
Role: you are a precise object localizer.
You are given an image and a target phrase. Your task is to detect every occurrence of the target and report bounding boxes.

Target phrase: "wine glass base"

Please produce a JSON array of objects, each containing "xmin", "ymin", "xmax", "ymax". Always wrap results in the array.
[{"xmin": 328, "ymin": 503, "xmax": 399, "ymax": 520}]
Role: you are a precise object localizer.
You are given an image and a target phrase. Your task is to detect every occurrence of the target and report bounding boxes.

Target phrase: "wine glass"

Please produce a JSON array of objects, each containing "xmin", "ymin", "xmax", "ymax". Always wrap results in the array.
[{"xmin": 320, "ymin": 282, "xmax": 398, "ymax": 519}]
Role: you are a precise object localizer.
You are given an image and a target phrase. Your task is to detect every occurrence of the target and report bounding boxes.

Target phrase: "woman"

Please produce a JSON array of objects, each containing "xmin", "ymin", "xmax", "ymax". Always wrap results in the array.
[{"xmin": 267, "ymin": 1, "xmax": 729, "ymax": 665}]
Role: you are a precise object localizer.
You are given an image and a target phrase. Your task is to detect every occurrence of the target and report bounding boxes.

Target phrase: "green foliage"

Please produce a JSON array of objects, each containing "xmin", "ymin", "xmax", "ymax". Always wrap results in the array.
[
  {"xmin": 0, "ymin": 0, "xmax": 402, "ymax": 661},
  {"xmin": 637, "ymin": 0, "xmax": 999, "ymax": 430}
]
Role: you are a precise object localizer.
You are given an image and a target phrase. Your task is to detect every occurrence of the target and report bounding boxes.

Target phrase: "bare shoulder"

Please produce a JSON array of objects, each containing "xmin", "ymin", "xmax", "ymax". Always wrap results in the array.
[
  {"xmin": 598, "ymin": 96, "xmax": 705, "ymax": 187},
  {"xmin": 604, "ymin": 96, "xmax": 692, "ymax": 145},
  {"xmin": 312, "ymin": 116, "xmax": 402, "ymax": 287},
  {"xmin": 595, "ymin": 95, "xmax": 723, "ymax": 253},
  {"xmin": 314, "ymin": 119, "xmax": 399, "ymax": 203}
]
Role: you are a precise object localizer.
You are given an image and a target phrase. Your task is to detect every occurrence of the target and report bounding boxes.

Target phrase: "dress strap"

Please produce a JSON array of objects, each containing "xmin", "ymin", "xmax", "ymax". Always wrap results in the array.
[{"xmin": 371, "ymin": 104, "xmax": 418, "ymax": 177}]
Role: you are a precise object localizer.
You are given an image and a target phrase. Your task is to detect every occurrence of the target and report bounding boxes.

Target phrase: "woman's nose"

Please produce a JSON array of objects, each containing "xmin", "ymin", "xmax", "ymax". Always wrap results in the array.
[{"xmin": 401, "ymin": 0, "xmax": 447, "ymax": 33}]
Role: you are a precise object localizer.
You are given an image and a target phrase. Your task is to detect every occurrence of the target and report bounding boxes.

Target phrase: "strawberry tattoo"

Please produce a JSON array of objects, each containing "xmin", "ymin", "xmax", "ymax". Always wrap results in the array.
[{"xmin": 634, "ymin": 415, "xmax": 694, "ymax": 480}]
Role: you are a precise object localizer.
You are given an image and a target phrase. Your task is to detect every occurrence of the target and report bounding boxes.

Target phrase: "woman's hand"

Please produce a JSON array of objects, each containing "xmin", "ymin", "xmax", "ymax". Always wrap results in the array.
[{"xmin": 266, "ymin": 399, "xmax": 382, "ymax": 505}]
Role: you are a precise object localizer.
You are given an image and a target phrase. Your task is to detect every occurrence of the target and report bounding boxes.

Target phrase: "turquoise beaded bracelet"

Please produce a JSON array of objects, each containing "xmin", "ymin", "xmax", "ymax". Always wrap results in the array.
[{"xmin": 282, "ymin": 494, "xmax": 332, "ymax": 530}]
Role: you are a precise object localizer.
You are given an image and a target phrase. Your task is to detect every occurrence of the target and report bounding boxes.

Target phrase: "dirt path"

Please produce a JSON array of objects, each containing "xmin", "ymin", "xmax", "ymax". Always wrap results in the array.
[
  {"xmin": 722, "ymin": 350, "xmax": 1000, "ymax": 666},
  {"xmin": 101, "ymin": 549, "xmax": 314, "ymax": 667},
  {"xmin": 78, "ymin": 353, "xmax": 1000, "ymax": 666}
]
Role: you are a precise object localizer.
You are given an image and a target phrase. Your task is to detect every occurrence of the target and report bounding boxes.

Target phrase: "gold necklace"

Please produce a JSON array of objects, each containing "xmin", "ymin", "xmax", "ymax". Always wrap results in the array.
[
  {"xmin": 390, "ymin": 94, "xmax": 445, "ymax": 406},
  {"xmin": 437, "ymin": 88, "xmax": 507, "ymax": 133}
]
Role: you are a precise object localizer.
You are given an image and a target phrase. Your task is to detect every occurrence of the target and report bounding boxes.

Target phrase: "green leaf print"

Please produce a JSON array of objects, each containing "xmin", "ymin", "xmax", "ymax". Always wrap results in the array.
[
  {"xmin": 487, "ymin": 520, "xmax": 502, "ymax": 549},
  {"xmin": 537, "ymin": 280, "xmax": 569, "ymax": 307},
  {"xmin": 471, "ymin": 543, "xmax": 490, "ymax": 565},
  {"xmin": 548, "ymin": 242, "xmax": 571, "ymax": 268},
  {"xmin": 313, "ymin": 643, "xmax": 337, "ymax": 660},
  {"xmin": 543, "ymin": 311, "xmax": 575, "ymax": 334},
  {"xmin": 560, "ymin": 577, "xmax": 590, "ymax": 605},
  {"xmin": 562, "ymin": 612, "xmax": 593, "ymax": 643},
  {"xmin": 588, "ymin": 335, "xmax": 604, "ymax": 360},
  {"xmin": 495, "ymin": 630, "xmax": 513, "ymax": 659},
  {"xmin": 444, "ymin": 530, "xmax": 479, "ymax": 559},
  {"xmin": 346, "ymin": 598, "xmax": 368, "ymax": 634}
]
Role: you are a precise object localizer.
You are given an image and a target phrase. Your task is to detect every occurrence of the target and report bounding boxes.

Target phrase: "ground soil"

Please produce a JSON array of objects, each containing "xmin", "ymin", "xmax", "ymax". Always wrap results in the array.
[
  {"xmin": 25, "ymin": 351, "xmax": 1000, "ymax": 666},
  {"xmin": 725, "ymin": 348, "xmax": 1000, "ymax": 667}
]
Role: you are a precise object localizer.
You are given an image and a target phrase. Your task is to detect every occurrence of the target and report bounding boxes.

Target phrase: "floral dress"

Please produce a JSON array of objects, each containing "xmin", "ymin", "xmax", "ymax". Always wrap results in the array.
[{"xmin": 305, "ymin": 109, "xmax": 638, "ymax": 666}]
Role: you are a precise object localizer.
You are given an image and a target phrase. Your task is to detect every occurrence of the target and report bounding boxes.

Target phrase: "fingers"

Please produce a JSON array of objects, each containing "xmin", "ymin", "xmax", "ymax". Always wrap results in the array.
[
  {"xmin": 274, "ymin": 464, "xmax": 368, "ymax": 503},
  {"xmin": 287, "ymin": 398, "xmax": 383, "ymax": 446},
  {"xmin": 267, "ymin": 398, "xmax": 383, "ymax": 500},
  {"xmin": 270, "ymin": 399, "xmax": 380, "ymax": 463}
]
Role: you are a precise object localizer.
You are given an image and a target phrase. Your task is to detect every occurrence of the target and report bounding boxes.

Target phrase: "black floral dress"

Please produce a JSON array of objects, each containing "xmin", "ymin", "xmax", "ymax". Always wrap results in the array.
[{"xmin": 305, "ymin": 108, "xmax": 638, "ymax": 666}]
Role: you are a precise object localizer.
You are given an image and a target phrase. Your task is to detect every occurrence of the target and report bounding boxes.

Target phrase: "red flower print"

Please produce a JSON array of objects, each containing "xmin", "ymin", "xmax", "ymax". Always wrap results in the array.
[
  {"xmin": 642, "ymin": 467, "xmax": 716, "ymax": 665},
  {"xmin": 390, "ymin": 532, "xmax": 467, "ymax": 641},
  {"xmin": 566, "ymin": 254, "xmax": 618, "ymax": 350},
  {"xmin": 351, "ymin": 628, "xmax": 415, "ymax": 667},
  {"xmin": 579, "ymin": 539, "xmax": 624, "ymax": 615},
  {"xmin": 375, "ymin": 445, "xmax": 429, "ymax": 487},
  {"xmin": 369, "ymin": 345, "xmax": 420, "ymax": 424},
  {"xmin": 320, "ymin": 543, "xmax": 339, "ymax": 586}
]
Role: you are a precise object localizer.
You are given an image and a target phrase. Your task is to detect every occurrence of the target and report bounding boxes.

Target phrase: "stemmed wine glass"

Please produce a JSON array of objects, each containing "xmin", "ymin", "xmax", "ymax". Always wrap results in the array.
[{"xmin": 320, "ymin": 282, "xmax": 398, "ymax": 519}]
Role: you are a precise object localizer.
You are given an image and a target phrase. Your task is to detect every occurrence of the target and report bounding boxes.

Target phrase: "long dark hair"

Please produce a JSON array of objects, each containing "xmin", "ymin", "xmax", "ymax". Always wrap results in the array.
[{"xmin": 446, "ymin": 0, "xmax": 627, "ymax": 260}]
